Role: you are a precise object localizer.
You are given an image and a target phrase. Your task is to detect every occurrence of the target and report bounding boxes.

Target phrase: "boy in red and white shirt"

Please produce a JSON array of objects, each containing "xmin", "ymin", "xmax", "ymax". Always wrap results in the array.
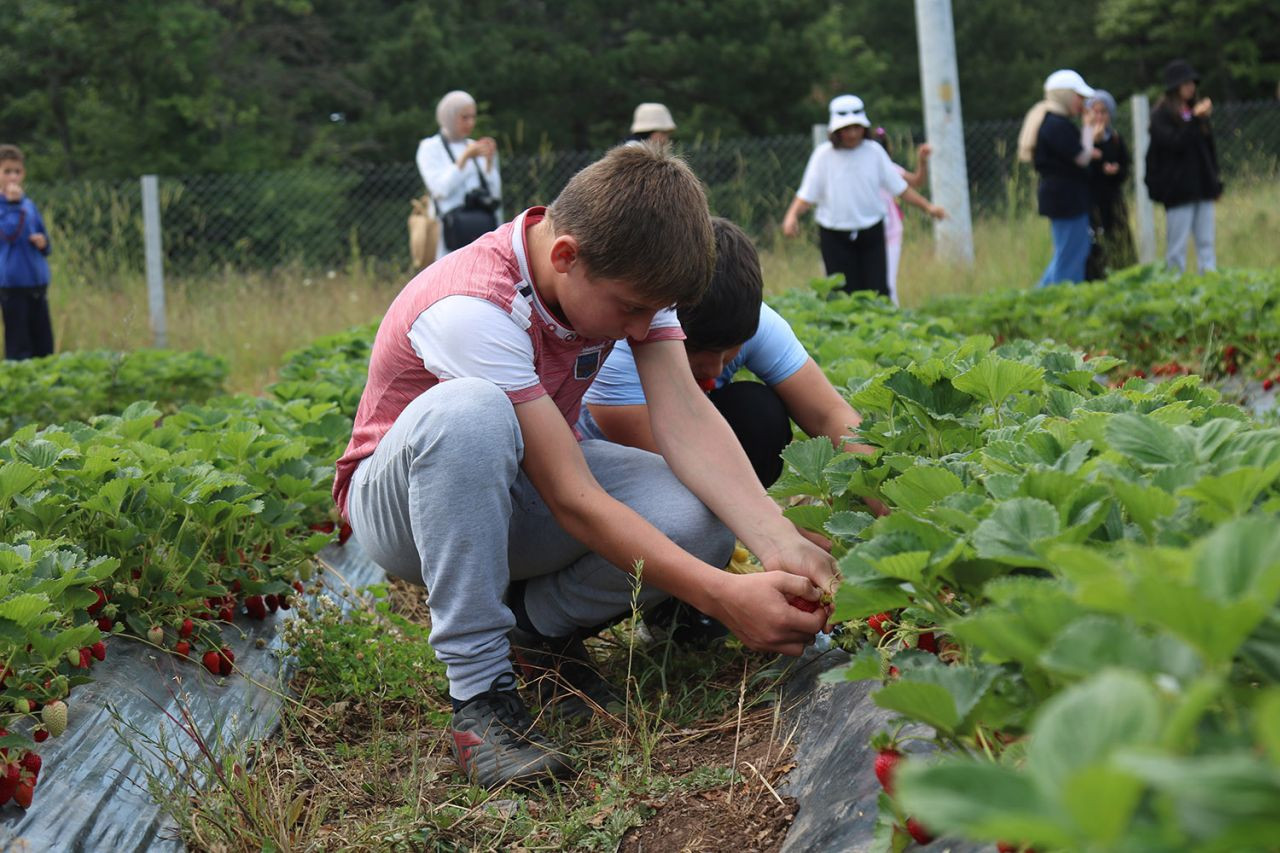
[{"xmin": 334, "ymin": 144, "xmax": 836, "ymax": 788}]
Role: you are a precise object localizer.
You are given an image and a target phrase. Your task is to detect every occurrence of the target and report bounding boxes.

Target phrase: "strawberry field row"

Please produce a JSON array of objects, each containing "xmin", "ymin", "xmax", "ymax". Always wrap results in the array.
[
  {"xmin": 923, "ymin": 266, "xmax": 1280, "ymax": 388},
  {"xmin": 768, "ymin": 283, "xmax": 1280, "ymax": 851},
  {"xmin": 0, "ymin": 349, "xmax": 227, "ymax": 441},
  {"xmin": 0, "ymin": 346, "xmax": 355, "ymax": 811}
]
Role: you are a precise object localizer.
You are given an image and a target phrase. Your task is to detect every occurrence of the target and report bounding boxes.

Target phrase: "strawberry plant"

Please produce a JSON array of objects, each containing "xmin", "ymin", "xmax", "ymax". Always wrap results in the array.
[{"xmin": 770, "ymin": 280, "xmax": 1280, "ymax": 850}]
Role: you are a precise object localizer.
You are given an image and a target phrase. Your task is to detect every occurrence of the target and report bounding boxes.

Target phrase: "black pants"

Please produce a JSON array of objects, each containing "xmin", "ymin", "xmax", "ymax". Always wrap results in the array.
[
  {"xmin": 0, "ymin": 286, "xmax": 55, "ymax": 361},
  {"xmin": 819, "ymin": 222, "xmax": 888, "ymax": 297},
  {"xmin": 708, "ymin": 381, "xmax": 793, "ymax": 487}
]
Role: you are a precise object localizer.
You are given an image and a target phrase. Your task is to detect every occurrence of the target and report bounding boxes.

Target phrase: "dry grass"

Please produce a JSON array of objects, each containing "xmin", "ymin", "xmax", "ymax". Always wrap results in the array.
[{"xmin": 48, "ymin": 266, "xmax": 404, "ymax": 394}]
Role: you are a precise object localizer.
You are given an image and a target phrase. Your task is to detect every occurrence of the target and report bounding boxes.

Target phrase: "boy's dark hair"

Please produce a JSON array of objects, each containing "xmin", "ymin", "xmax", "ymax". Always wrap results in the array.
[
  {"xmin": 548, "ymin": 142, "xmax": 713, "ymax": 307},
  {"xmin": 677, "ymin": 217, "xmax": 762, "ymax": 351},
  {"xmin": 0, "ymin": 145, "xmax": 24, "ymax": 164}
]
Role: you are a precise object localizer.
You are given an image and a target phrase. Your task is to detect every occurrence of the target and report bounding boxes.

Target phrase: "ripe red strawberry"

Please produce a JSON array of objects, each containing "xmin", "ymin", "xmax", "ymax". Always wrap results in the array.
[
  {"xmin": 338, "ymin": 521, "xmax": 353, "ymax": 545},
  {"xmin": 219, "ymin": 647, "xmax": 235, "ymax": 676},
  {"xmin": 87, "ymin": 587, "xmax": 107, "ymax": 616},
  {"xmin": 292, "ymin": 580, "xmax": 305, "ymax": 594},
  {"xmin": 203, "ymin": 651, "xmax": 223, "ymax": 675},
  {"xmin": 887, "ymin": 665, "xmax": 900, "ymax": 678},
  {"xmin": 0, "ymin": 772, "xmax": 14, "ymax": 804},
  {"xmin": 875, "ymin": 748, "xmax": 902, "ymax": 794},
  {"xmin": 179, "ymin": 618, "xmax": 194, "ymax": 638},
  {"xmin": 32, "ymin": 729, "xmax": 48, "ymax": 743},
  {"xmin": 787, "ymin": 596, "xmax": 819, "ymax": 612},
  {"xmin": 264, "ymin": 593, "xmax": 279, "ymax": 613},
  {"xmin": 90, "ymin": 641, "xmax": 107, "ymax": 662},
  {"xmin": 310, "ymin": 521, "xmax": 335, "ymax": 534},
  {"xmin": 13, "ymin": 778, "xmax": 34, "ymax": 809},
  {"xmin": 147, "ymin": 625, "xmax": 164, "ymax": 646},
  {"xmin": 868, "ymin": 612, "xmax": 893, "ymax": 636},
  {"xmin": 97, "ymin": 617, "xmax": 113, "ymax": 632},
  {"xmin": 244, "ymin": 595, "xmax": 268, "ymax": 620},
  {"xmin": 175, "ymin": 641, "xmax": 191, "ymax": 657},
  {"xmin": 1264, "ymin": 378, "xmax": 1275, "ymax": 391},
  {"xmin": 219, "ymin": 606, "xmax": 235, "ymax": 623},
  {"xmin": 916, "ymin": 632, "xmax": 938, "ymax": 654},
  {"xmin": 905, "ymin": 818, "xmax": 934, "ymax": 845},
  {"xmin": 19, "ymin": 752, "xmax": 40, "ymax": 777},
  {"xmin": 77, "ymin": 648, "xmax": 92, "ymax": 669},
  {"xmin": 278, "ymin": 595, "xmax": 292, "ymax": 611}
]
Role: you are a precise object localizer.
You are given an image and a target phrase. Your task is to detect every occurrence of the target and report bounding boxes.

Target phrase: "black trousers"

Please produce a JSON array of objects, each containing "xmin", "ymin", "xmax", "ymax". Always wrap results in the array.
[
  {"xmin": 819, "ymin": 221, "xmax": 888, "ymax": 297},
  {"xmin": 707, "ymin": 380, "xmax": 793, "ymax": 487},
  {"xmin": 0, "ymin": 286, "xmax": 55, "ymax": 361}
]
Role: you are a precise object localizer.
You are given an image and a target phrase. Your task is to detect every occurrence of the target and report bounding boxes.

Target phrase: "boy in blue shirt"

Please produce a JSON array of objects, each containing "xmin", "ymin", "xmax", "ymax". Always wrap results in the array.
[
  {"xmin": 579, "ymin": 217, "xmax": 871, "ymax": 486},
  {"xmin": 0, "ymin": 145, "xmax": 54, "ymax": 360}
]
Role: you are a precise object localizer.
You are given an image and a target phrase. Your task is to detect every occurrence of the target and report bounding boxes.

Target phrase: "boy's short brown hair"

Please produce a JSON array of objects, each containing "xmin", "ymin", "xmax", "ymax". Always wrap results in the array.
[
  {"xmin": 0, "ymin": 145, "xmax": 24, "ymax": 164},
  {"xmin": 548, "ymin": 142, "xmax": 713, "ymax": 307}
]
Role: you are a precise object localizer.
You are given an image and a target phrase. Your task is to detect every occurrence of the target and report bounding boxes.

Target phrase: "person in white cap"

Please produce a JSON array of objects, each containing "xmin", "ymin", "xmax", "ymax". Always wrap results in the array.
[
  {"xmin": 782, "ymin": 95, "xmax": 945, "ymax": 298},
  {"xmin": 1016, "ymin": 69, "xmax": 1103, "ymax": 286},
  {"xmin": 626, "ymin": 103, "xmax": 677, "ymax": 146}
]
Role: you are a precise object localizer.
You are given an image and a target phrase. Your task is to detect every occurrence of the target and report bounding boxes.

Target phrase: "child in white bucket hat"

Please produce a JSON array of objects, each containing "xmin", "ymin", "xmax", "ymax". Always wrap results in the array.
[{"xmin": 782, "ymin": 95, "xmax": 945, "ymax": 298}]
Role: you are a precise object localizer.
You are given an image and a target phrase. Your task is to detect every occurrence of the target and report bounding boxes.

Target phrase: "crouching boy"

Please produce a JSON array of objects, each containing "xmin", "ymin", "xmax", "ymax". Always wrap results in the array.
[{"xmin": 333, "ymin": 145, "xmax": 836, "ymax": 788}]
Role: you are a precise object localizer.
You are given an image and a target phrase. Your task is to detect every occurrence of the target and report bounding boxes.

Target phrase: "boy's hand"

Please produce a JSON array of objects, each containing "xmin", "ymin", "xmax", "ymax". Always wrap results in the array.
[
  {"xmin": 29, "ymin": 233, "xmax": 47, "ymax": 251},
  {"xmin": 781, "ymin": 211, "xmax": 800, "ymax": 238},
  {"xmin": 713, "ymin": 570, "xmax": 832, "ymax": 656},
  {"xmin": 3, "ymin": 182, "xmax": 20, "ymax": 203},
  {"xmin": 917, "ymin": 143, "xmax": 933, "ymax": 161}
]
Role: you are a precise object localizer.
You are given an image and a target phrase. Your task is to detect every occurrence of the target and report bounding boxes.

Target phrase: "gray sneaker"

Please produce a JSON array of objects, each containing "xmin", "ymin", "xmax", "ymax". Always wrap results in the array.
[
  {"xmin": 510, "ymin": 627, "xmax": 624, "ymax": 722},
  {"xmin": 450, "ymin": 672, "xmax": 574, "ymax": 787}
]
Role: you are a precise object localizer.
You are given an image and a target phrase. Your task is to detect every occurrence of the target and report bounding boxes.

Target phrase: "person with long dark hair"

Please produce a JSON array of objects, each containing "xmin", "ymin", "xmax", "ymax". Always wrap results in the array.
[{"xmin": 1145, "ymin": 59, "xmax": 1221, "ymax": 274}]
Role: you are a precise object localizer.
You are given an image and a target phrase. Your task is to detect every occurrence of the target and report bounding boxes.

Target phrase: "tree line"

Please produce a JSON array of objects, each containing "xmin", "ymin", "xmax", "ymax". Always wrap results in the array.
[{"xmin": 3, "ymin": 0, "xmax": 1276, "ymax": 180}]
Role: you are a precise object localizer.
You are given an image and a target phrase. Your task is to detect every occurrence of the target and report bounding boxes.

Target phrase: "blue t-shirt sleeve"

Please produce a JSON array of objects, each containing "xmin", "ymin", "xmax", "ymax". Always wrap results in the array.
[
  {"xmin": 582, "ymin": 339, "xmax": 647, "ymax": 406},
  {"xmin": 733, "ymin": 303, "xmax": 809, "ymax": 385}
]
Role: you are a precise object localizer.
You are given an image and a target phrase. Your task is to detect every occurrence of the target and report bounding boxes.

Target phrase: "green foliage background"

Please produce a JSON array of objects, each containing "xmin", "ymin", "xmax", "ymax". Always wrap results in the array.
[{"xmin": 4, "ymin": 0, "xmax": 1277, "ymax": 179}]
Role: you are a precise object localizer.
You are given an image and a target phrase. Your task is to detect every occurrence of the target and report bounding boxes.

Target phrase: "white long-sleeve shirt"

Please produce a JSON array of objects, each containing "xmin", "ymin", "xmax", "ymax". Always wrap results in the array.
[{"xmin": 415, "ymin": 133, "xmax": 504, "ymax": 257}]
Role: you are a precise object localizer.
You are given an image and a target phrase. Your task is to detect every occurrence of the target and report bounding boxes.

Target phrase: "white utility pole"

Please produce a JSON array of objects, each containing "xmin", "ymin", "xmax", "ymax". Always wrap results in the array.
[{"xmin": 914, "ymin": 0, "xmax": 975, "ymax": 266}]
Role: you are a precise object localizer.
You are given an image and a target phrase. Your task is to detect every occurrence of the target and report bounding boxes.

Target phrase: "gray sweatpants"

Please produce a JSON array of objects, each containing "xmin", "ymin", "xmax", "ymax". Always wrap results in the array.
[
  {"xmin": 1164, "ymin": 201, "xmax": 1216, "ymax": 274},
  {"xmin": 346, "ymin": 377, "xmax": 735, "ymax": 701}
]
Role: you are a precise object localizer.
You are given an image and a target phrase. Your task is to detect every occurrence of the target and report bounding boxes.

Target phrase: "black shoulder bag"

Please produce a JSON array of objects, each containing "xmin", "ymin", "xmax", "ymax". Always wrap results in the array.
[{"xmin": 436, "ymin": 136, "xmax": 501, "ymax": 251}]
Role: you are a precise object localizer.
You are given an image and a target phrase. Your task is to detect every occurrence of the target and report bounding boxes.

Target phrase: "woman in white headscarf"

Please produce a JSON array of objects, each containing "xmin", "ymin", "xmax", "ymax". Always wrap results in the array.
[{"xmin": 415, "ymin": 90, "xmax": 503, "ymax": 258}]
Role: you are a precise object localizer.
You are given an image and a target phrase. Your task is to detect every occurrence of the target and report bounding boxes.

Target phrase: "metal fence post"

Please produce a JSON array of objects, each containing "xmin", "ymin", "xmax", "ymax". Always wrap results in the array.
[
  {"xmin": 140, "ymin": 175, "xmax": 167, "ymax": 348},
  {"xmin": 914, "ymin": 0, "xmax": 975, "ymax": 266},
  {"xmin": 1130, "ymin": 95, "xmax": 1157, "ymax": 265}
]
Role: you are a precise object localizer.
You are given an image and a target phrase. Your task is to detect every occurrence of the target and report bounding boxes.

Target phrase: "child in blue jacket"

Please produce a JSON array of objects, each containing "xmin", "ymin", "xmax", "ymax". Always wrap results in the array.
[{"xmin": 0, "ymin": 145, "xmax": 54, "ymax": 360}]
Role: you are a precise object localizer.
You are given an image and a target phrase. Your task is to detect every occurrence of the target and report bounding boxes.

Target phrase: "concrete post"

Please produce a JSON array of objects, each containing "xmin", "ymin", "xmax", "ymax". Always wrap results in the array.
[
  {"xmin": 1131, "ymin": 94, "xmax": 1157, "ymax": 264},
  {"xmin": 140, "ymin": 175, "xmax": 167, "ymax": 349}
]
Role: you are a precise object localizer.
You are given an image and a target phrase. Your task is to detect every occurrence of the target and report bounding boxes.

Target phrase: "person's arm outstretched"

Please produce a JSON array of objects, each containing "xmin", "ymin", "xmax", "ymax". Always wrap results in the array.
[
  {"xmin": 901, "ymin": 144, "xmax": 932, "ymax": 189},
  {"xmin": 899, "ymin": 187, "xmax": 946, "ymax": 219},
  {"xmin": 515, "ymin": 392, "xmax": 831, "ymax": 656}
]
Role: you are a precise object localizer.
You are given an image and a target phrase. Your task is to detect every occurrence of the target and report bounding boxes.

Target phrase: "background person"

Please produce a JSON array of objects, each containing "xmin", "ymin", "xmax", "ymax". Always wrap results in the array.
[
  {"xmin": 624, "ymin": 103, "xmax": 677, "ymax": 146},
  {"xmin": 871, "ymin": 127, "xmax": 931, "ymax": 306},
  {"xmin": 416, "ymin": 90, "xmax": 503, "ymax": 258},
  {"xmin": 0, "ymin": 144, "xmax": 54, "ymax": 361},
  {"xmin": 782, "ymin": 95, "xmax": 945, "ymax": 298},
  {"xmin": 1145, "ymin": 59, "xmax": 1221, "ymax": 274},
  {"xmin": 335, "ymin": 146, "xmax": 835, "ymax": 788},
  {"xmin": 1017, "ymin": 69, "xmax": 1101, "ymax": 287},
  {"xmin": 1084, "ymin": 90, "xmax": 1137, "ymax": 280}
]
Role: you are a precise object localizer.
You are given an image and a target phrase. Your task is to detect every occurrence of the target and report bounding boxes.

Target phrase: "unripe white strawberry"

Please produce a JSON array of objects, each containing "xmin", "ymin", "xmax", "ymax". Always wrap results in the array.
[
  {"xmin": 147, "ymin": 625, "xmax": 165, "ymax": 645},
  {"xmin": 41, "ymin": 701, "xmax": 68, "ymax": 738}
]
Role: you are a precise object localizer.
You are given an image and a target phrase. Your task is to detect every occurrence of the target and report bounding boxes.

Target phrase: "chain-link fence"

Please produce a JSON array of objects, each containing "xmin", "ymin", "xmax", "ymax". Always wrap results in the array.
[{"xmin": 29, "ymin": 100, "xmax": 1280, "ymax": 280}]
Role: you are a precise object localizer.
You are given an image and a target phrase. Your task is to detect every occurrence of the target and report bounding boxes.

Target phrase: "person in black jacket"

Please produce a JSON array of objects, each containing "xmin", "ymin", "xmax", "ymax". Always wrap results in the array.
[
  {"xmin": 1085, "ymin": 90, "xmax": 1137, "ymax": 280},
  {"xmin": 1017, "ymin": 69, "xmax": 1103, "ymax": 286},
  {"xmin": 1145, "ymin": 59, "xmax": 1222, "ymax": 274}
]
